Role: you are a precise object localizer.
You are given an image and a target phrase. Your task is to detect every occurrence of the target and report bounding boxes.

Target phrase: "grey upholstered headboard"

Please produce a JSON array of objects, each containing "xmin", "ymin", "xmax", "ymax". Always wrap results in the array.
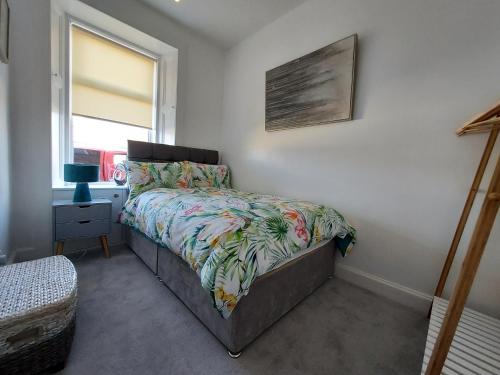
[{"xmin": 127, "ymin": 140, "xmax": 219, "ymax": 165}]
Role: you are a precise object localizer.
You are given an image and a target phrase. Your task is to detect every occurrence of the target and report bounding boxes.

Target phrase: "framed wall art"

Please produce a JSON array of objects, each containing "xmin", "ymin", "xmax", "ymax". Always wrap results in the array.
[
  {"xmin": 265, "ymin": 34, "xmax": 357, "ymax": 131},
  {"xmin": 0, "ymin": 0, "xmax": 9, "ymax": 64}
]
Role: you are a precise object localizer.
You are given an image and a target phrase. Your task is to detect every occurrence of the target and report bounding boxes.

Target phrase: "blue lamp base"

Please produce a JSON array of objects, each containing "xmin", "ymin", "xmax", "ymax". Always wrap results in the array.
[{"xmin": 73, "ymin": 182, "xmax": 92, "ymax": 202}]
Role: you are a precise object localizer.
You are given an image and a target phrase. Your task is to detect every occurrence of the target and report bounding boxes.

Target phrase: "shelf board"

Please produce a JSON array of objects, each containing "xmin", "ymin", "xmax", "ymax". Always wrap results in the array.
[{"xmin": 422, "ymin": 297, "xmax": 500, "ymax": 375}]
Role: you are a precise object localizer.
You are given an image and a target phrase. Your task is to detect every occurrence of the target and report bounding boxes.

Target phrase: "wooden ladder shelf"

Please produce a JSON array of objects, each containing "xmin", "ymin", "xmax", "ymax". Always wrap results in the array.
[{"xmin": 423, "ymin": 101, "xmax": 500, "ymax": 375}]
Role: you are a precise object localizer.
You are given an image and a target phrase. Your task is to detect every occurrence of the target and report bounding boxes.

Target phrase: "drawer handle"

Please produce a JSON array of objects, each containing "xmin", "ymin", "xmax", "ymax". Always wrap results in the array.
[
  {"xmin": 78, "ymin": 205, "xmax": 91, "ymax": 209},
  {"xmin": 78, "ymin": 220, "xmax": 91, "ymax": 224}
]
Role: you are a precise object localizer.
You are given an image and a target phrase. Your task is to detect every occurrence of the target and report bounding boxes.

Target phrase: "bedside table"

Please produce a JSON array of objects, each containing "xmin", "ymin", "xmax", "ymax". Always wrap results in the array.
[{"xmin": 53, "ymin": 199, "xmax": 112, "ymax": 257}]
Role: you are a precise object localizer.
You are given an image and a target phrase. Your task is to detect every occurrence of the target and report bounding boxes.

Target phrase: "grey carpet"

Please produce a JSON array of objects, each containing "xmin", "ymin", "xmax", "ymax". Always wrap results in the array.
[{"xmin": 60, "ymin": 246, "xmax": 427, "ymax": 375}]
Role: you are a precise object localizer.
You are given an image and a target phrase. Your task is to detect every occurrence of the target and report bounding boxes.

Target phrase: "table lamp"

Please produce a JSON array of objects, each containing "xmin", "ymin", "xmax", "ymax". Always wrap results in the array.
[{"xmin": 64, "ymin": 164, "xmax": 99, "ymax": 202}]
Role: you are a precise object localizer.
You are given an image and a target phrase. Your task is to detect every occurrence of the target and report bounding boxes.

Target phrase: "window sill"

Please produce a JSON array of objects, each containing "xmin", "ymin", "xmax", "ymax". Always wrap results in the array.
[{"xmin": 52, "ymin": 183, "xmax": 128, "ymax": 191}]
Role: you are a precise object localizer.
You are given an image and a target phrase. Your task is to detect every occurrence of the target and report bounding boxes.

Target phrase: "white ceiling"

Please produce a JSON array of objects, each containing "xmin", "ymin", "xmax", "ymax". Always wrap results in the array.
[{"xmin": 139, "ymin": 0, "xmax": 307, "ymax": 49}]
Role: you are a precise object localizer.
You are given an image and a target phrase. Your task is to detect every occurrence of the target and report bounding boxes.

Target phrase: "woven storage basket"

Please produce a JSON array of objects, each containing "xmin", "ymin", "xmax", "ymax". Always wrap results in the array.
[{"xmin": 0, "ymin": 256, "xmax": 77, "ymax": 375}]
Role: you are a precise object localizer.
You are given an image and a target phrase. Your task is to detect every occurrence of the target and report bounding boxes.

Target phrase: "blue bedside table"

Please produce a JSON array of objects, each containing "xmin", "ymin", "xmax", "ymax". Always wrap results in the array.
[{"xmin": 53, "ymin": 199, "xmax": 112, "ymax": 257}]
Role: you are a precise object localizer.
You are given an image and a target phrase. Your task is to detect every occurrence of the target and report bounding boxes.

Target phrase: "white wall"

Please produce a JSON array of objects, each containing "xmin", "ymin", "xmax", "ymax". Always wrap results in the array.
[
  {"xmin": 221, "ymin": 0, "xmax": 500, "ymax": 316},
  {"xmin": 9, "ymin": 0, "xmax": 225, "ymax": 260},
  {"xmin": 80, "ymin": 0, "xmax": 225, "ymax": 150},
  {"xmin": 0, "ymin": 61, "xmax": 10, "ymax": 261},
  {"xmin": 9, "ymin": 0, "xmax": 52, "ymax": 261}
]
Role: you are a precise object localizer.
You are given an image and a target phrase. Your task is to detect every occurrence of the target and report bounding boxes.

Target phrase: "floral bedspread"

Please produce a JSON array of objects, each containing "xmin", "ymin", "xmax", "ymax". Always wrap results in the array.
[{"xmin": 120, "ymin": 187, "xmax": 356, "ymax": 318}]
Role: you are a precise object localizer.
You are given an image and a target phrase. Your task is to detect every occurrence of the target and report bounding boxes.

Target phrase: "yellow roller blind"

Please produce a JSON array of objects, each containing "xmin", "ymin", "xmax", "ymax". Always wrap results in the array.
[{"xmin": 71, "ymin": 25, "xmax": 155, "ymax": 129}]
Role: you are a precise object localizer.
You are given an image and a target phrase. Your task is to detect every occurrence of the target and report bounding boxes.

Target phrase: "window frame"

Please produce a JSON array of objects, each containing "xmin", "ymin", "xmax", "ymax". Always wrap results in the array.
[{"xmin": 51, "ymin": 0, "xmax": 178, "ymax": 187}]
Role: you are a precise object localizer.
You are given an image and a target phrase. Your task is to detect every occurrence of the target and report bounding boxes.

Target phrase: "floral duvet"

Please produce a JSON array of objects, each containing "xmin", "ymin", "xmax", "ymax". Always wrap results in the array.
[{"xmin": 120, "ymin": 187, "xmax": 356, "ymax": 318}]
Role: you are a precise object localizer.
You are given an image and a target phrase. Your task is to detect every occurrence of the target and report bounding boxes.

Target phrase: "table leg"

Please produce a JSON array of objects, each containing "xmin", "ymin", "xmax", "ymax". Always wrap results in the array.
[
  {"xmin": 56, "ymin": 241, "xmax": 64, "ymax": 255},
  {"xmin": 100, "ymin": 235, "xmax": 110, "ymax": 258}
]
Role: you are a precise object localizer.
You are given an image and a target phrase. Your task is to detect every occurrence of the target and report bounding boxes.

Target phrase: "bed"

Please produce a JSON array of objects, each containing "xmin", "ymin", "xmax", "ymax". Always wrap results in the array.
[{"xmin": 121, "ymin": 140, "xmax": 356, "ymax": 357}]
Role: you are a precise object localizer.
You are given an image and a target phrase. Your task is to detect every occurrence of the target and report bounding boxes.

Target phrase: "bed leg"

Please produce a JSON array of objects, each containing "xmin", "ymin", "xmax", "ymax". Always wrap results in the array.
[{"xmin": 228, "ymin": 350, "xmax": 242, "ymax": 359}]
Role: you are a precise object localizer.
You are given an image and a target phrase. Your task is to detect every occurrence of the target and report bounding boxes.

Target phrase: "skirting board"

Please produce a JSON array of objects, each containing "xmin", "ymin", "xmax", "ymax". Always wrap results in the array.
[{"xmin": 335, "ymin": 264, "xmax": 433, "ymax": 314}]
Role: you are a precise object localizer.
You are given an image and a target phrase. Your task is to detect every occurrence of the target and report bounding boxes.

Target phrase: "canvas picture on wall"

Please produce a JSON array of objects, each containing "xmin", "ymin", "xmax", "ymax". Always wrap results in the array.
[
  {"xmin": 265, "ymin": 34, "xmax": 357, "ymax": 131},
  {"xmin": 0, "ymin": 0, "xmax": 8, "ymax": 64}
]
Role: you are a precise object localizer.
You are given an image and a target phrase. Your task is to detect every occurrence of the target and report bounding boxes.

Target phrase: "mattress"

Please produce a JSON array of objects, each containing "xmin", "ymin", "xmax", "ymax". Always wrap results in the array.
[
  {"xmin": 126, "ymin": 225, "xmax": 331, "ymax": 277},
  {"xmin": 271, "ymin": 238, "xmax": 331, "ymax": 271}
]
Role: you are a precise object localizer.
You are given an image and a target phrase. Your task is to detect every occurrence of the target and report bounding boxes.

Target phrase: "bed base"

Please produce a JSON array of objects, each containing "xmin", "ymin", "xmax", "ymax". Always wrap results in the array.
[{"xmin": 125, "ymin": 227, "xmax": 335, "ymax": 355}]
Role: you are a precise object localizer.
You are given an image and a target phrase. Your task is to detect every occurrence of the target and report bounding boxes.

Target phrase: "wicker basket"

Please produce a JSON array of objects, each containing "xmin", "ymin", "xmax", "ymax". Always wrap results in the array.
[{"xmin": 0, "ymin": 256, "xmax": 77, "ymax": 375}]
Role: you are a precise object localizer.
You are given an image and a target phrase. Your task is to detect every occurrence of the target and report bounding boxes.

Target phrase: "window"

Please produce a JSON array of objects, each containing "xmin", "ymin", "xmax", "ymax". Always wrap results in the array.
[
  {"xmin": 51, "ymin": 1, "xmax": 178, "ymax": 186},
  {"xmin": 70, "ymin": 24, "xmax": 156, "ymax": 182},
  {"xmin": 72, "ymin": 116, "xmax": 148, "ymax": 181}
]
